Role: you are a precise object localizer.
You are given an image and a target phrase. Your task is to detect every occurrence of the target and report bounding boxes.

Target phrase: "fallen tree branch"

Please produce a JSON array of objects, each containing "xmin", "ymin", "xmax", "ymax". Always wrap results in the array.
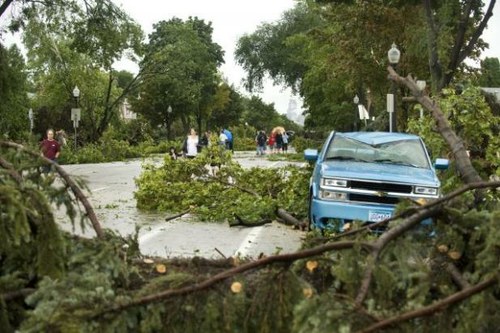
[
  {"xmin": 0, "ymin": 156, "xmax": 23, "ymax": 184},
  {"xmin": 353, "ymin": 180, "xmax": 499, "ymax": 306},
  {"xmin": 446, "ymin": 262, "xmax": 471, "ymax": 290},
  {"xmin": 0, "ymin": 141, "xmax": 104, "ymax": 239},
  {"xmin": 276, "ymin": 208, "xmax": 303, "ymax": 228},
  {"xmin": 230, "ymin": 214, "xmax": 272, "ymax": 227},
  {"xmin": 388, "ymin": 66, "xmax": 484, "ymax": 189},
  {"xmin": 95, "ymin": 240, "xmax": 374, "ymax": 316},
  {"xmin": 356, "ymin": 275, "xmax": 498, "ymax": 333},
  {"xmin": 1, "ymin": 288, "xmax": 36, "ymax": 302},
  {"xmin": 165, "ymin": 209, "xmax": 190, "ymax": 222},
  {"xmin": 207, "ymin": 175, "xmax": 260, "ymax": 197},
  {"xmin": 334, "ymin": 180, "xmax": 500, "ymax": 241}
]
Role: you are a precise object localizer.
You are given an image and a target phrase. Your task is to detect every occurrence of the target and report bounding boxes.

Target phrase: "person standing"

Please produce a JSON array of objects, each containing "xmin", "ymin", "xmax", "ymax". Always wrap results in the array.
[
  {"xmin": 275, "ymin": 131, "xmax": 283, "ymax": 154},
  {"xmin": 40, "ymin": 128, "xmax": 60, "ymax": 173},
  {"xmin": 223, "ymin": 128, "xmax": 233, "ymax": 152},
  {"xmin": 183, "ymin": 128, "xmax": 199, "ymax": 159},
  {"xmin": 219, "ymin": 129, "xmax": 228, "ymax": 148},
  {"xmin": 282, "ymin": 131, "xmax": 289, "ymax": 154},
  {"xmin": 255, "ymin": 130, "xmax": 267, "ymax": 156},
  {"xmin": 268, "ymin": 131, "xmax": 276, "ymax": 154}
]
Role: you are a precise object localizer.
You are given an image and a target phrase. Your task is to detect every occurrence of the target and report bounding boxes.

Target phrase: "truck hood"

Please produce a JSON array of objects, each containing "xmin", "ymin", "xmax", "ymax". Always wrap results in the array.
[{"xmin": 320, "ymin": 160, "xmax": 440, "ymax": 186}]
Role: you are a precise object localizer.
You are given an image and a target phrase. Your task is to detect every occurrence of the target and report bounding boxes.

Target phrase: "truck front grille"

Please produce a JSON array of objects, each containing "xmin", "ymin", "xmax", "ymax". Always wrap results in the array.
[
  {"xmin": 349, "ymin": 181, "xmax": 412, "ymax": 193},
  {"xmin": 349, "ymin": 194, "xmax": 400, "ymax": 205}
]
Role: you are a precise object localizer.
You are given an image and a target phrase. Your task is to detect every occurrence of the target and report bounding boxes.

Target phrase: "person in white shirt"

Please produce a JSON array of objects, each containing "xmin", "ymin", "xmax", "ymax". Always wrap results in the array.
[
  {"xmin": 184, "ymin": 128, "xmax": 199, "ymax": 158},
  {"xmin": 219, "ymin": 129, "xmax": 228, "ymax": 148}
]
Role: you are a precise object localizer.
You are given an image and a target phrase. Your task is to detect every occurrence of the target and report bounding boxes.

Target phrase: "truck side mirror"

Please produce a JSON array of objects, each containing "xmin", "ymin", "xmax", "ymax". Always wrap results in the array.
[
  {"xmin": 434, "ymin": 158, "xmax": 449, "ymax": 170},
  {"xmin": 304, "ymin": 149, "xmax": 318, "ymax": 162}
]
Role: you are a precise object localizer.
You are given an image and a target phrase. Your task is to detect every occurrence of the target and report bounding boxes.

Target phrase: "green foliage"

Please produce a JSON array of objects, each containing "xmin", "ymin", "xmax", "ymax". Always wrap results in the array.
[
  {"xmin": 408, "ymin": 86, "xmax": 499, "ymax": 186},
  {"xmin": 291, "ymin": 136, "xmax": 323, "ymax": 154},
  {"xmin": 135, "ymin": 144, "xmax": 311, "ymax": 223},
  {"xmin": 478, "ymin": 57, "xmax": 500, "ymax": 87},
  {"xmin": 0, "ymin": 44, "xmax": 30, "ymax": 140}
]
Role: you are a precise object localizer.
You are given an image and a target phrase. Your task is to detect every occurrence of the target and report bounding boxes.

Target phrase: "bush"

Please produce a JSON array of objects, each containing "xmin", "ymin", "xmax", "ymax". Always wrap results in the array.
[{"xmin": 291, "ymin": 136, "xmax": 323, "ymax": 154}]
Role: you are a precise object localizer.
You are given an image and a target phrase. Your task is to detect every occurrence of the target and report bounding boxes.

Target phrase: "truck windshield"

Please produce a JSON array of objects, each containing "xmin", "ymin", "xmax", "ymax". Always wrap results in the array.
[{"xmin": 325, "ymin": 135, "xmax": 430, "ymax": 168}]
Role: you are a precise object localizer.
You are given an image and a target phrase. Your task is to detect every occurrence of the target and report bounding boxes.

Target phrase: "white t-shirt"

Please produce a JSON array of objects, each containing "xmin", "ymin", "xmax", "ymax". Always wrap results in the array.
[
  {"xmin": 186, "ymin": 135, "xmax": 199, "ymax": 157},
  {"xmin": 219, "ymin": 133, "xmax": 228, "ymax": 145}
]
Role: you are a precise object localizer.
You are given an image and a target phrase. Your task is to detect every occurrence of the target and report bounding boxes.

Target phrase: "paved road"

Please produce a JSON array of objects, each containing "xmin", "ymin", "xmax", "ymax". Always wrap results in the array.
[{"xmin": 56, "ymin": 152, "xmax": 306, "ymax": 259}]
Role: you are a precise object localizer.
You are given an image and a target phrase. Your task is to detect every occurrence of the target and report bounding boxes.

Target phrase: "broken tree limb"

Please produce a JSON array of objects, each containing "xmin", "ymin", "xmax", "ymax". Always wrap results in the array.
[
  {"xmin": 165, "ymin": 209, "xmax": 190, "ymax": 222},
  {"xmin": 387, "ymin": 67, "xmax": 484, "ymax": 188},
  {"xmin": 275, "ymin": 208, "xmax": 305, "ymax": 228},
  {"xmin": 353, "ymin": 180, "xmax": 500, "ymax": 306},
  {"xmin": 230, "ymin": 214, "xmax": 272, "ymax": 227},
  {"xmin": 356, "ymin": 275, "xmax": 497, "ymax": 333},
  {"xmin": 0, "ymin": 141, "xmax": 105, "ymax": 239},
  {"xmin": 95, "ymin": 239, "xmax": 374, "ymax": 316}
]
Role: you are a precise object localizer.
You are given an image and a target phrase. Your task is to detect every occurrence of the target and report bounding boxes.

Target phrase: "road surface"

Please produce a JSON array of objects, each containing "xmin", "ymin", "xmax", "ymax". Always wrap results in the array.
[{"xmin": 55, "ymin": 152, "xmax": 306, "ymax": 259}]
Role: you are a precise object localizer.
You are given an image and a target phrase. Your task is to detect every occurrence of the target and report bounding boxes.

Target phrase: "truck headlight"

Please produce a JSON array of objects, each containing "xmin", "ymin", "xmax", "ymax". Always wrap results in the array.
[
  {"xmin": 322, "ymin": 178, "xmax": 347, "ymax": 187},
  {"xmin": 319, "ymin": 190, "xmax": 347, "ymax": 201},
  {"xmin": 414, "ymin": 186, "xmax": 438, "ymax": 196}
]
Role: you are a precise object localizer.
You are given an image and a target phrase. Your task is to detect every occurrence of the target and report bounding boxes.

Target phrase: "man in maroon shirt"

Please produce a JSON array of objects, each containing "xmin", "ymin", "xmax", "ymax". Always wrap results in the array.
[{"xmin": 40, "ymin": 128, "xmax": 60, "ymax": 173}]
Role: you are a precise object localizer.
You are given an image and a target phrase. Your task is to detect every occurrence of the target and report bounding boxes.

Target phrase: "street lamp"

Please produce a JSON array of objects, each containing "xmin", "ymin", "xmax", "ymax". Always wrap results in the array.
[
  {"xmin": 387, "ymin": 42, "xmax": 400, "ymax": 132},
  {"xmin": 353, "ymin": 94, "xmax": 359, "ymax": 131},
  {"xmin": 72, "ymin": 86, "xmax": 81, "ymax": 150}
]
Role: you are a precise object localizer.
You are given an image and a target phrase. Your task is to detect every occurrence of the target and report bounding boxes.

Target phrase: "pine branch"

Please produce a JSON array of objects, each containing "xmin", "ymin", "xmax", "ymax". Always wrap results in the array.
[
  {"xmin": 356, "ymin": 275, "xmax": 498, "ymax": 333},
  {"xmin": 1, "ymin": 288, "xmax": 36, "ymax": 302},
  {"xmin": 335, "ymin": 180, "xmax": 500, "ymax": 240},
  {"xmin": 95, "ymin": 240, "xmax": 374, "ymax": 316},
  {"xmin": 354, "ymin": 180, "xmax": 499, "ymax": 305},
  {"xmin": 0, "ymin": 156, "xmax": 23, "ymax": 184},
  {"xmin": 0, "ymin": 141, "xmax": 105, "ymax": 239}
]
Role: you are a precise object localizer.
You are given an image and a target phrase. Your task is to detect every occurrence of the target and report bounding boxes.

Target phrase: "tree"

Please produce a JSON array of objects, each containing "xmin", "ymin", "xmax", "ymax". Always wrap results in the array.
[
  {"xmin": 134, "ymin": 17, "xmax": 224, "ymax": 137},
  {"xmin": 2, "ymin": 0, "xmax": 144, "ymax": 142},
  {"xmin": 479, "ymin": 57, "xmax": 500, "ymax": 87},
  {"xmin": 0, "ymin": 44, "xmax": 29, "ymax": 139}
]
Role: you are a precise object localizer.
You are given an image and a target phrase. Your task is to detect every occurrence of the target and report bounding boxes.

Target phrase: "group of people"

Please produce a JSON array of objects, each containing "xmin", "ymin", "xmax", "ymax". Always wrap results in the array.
[
  {"xmin": 255, "ymin": 127, "xmax": 289, "ymax": 156},
  {"xmin": 169, "ymin": 127, "xmax": 234, "ymax": 160}
]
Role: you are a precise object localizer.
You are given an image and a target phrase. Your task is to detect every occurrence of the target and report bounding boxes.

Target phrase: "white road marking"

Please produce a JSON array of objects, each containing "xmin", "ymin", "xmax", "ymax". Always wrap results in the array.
[
  {"xmin": 92, "ymin": 187, "xmax": 108, "ymax": 192},
  {"xmin": 139, "ymin": 223, "xmax": 175, "ymax": 244},
  {"xmin": 234, "ymin": 226, "xmax": 264, "ymax": 257}
]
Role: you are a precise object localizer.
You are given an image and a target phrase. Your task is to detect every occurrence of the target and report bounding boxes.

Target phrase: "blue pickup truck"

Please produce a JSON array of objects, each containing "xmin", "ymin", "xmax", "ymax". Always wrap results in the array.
[{"xmin": 305, "ymin": 131, "xmax": 449, "ymax": 231}]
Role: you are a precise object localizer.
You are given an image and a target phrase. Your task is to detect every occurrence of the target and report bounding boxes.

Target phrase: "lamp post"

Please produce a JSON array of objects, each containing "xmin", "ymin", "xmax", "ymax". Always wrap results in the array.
[
  {"xmin": 72, "ymin": 86, "xmax": 81, "ymax": 150},
  {"xmin": 167, "ymin": 105, "xmax": 172, "ymax": 140},
  {"xmin": 387, "ymin": 42, "xmax": 400, "ymax": 132},
  {"xmin": 353, "ymin": 94, "xmax": 359, "ymax": 131}
]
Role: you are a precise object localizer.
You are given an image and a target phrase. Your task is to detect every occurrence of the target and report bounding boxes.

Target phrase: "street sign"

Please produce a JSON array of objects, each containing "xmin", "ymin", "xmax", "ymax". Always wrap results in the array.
[
  {"xmin": 387, "ymin": 94, "xmax": 394, "ymax": 113},
  {"xmin": 71, "ymin": 108, "xmax": 81, "ymax": 121},
  {"xmin": 71, "ymin": 108, "xmax": 81, "ymax": 128},
  {"xmin": 358, "ymin": 105, "xmax": 369, "ymax": 120}
]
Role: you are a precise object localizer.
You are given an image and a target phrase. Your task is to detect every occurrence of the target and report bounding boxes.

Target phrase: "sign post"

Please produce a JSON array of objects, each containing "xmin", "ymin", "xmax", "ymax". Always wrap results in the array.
[
  {"xmin": 387, "ymin": 94, "xmax": 394, "ymax": 132},
  {"xmin": 71, "ymin": 108, "xmax": 81, "ymax": 150}
]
